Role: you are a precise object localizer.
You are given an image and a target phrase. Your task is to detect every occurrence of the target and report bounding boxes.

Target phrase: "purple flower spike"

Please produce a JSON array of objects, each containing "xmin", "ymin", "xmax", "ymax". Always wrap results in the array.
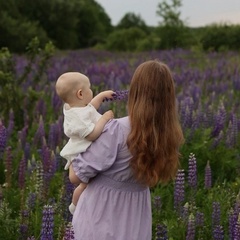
[
  {"xmin": 212, "ymin": 202, "xmax": 221, "ymax": 228},
  {"xmin": 186, "ymin": 213, "xmax": 195, "ymax": 240},
  {"xmin": 40, "ymin": 205, "xmax": 54, "ymax": 240},
  {"xmin": 0, "ymin": 120, "xmax": 7, "ymax": 156},
  {"xmin": 213, "ymin": 225, "xmax": 224, "ymax": 240},
  {"xmin": 188, "ymin": 153, "xmax": 197, "ymax": 189},
  {"xmin": 174, "ymin": 169, "xmax": 185, "ymax": 213},
  {"xmin": 155, "ymin": 223, "xmax": 168, "ymax": 240},
  {"xmin": 103, "ymin": 90, "xmax": 128, "ymax": 102},
  {"xmin": 205, "ymin": 161, "xmax": 212, "ymax": 189},
  {"xmin": 63, "ymin": 222, "xmax": 75, "ymax": 240}
]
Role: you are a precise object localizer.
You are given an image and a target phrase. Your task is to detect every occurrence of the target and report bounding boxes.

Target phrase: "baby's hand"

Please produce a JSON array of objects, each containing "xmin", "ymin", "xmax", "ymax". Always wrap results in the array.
[
  {"xmin": 102, "ymin": 90, "xmax": 115, "ymax": 101},
  {"xmin": 103, "ymin": 110, "xmax": 114, "ymax": 121}
]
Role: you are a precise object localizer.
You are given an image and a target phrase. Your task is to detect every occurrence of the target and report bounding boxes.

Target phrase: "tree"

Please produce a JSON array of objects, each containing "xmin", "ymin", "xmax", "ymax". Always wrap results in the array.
[
  {"xmin": 156, "ymin": 0, "xmax": 194, "ymax": 49},
  {"xmin": 116, "ymin": 13, "xmax": 149, "ymax": 33},
  {"xmin": 157, "ymin": 0, "xmax": 183, "ymax": 27},
  {"xmin": 77, "ymin": 0, "xmax": 112, "ymax": 48}
]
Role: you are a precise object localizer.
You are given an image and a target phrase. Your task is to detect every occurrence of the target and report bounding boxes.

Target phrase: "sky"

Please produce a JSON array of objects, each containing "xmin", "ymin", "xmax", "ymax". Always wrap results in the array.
[{"xmin": 95, "ymin": 0, "xmax": 240, "ymax": 27}]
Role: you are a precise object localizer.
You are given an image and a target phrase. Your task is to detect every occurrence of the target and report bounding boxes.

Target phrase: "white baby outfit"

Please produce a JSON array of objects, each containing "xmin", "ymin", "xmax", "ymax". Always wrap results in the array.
[{"xmin": 60, "ymin": 103, "xmax": 102, "ymax": 170}]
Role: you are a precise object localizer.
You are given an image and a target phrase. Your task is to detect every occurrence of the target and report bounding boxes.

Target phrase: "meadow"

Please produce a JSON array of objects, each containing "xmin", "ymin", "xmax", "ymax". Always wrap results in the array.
[{"xmin": 0, "ymin": 46, "xmax": 240, "ymax": 239}]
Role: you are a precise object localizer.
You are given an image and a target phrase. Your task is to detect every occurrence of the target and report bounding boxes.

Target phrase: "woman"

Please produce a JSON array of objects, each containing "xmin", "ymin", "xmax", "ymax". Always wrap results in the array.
[{"xmin": 69, "ymin": 60, "xmax": 184, "ymax": 240}]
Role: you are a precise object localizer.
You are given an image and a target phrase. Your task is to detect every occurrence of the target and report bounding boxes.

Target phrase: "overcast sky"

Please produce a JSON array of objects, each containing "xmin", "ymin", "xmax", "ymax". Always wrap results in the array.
[{"xmin": 95, "ymin": 0, "xmax": 240, "ymax": 27}]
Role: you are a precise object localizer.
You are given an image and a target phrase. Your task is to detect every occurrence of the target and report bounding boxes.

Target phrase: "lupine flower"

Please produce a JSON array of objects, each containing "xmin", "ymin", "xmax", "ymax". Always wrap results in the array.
[
  {"xmin": 27, "ymin": 237, "xmax": 36, "ymax": 240},
  {"xmin": 204, "ymin": 161, "xmax": 212, "ymax": 189},
  {"xmin": 36, "ymin": 163, "xmax": 44, "ymax": 197},
  {"xmin": 19, "ymin": 224, "xmax": 28, "ymax": 239},
  {"xmin": 186, "ymin": 213, "xmax": 195, "ymax": 240},
  {"xmin": 0, "ymin": 120, "xmax": 7, "ymax": 156},
  {"xmin": 182, "ymin": 202, "xmax": 189, "ymax": 222},
  {"xmin": 26, "ymin": 192, "xmax": 37, "ymax": 210},
  {"xmin": 226, "ymin": 114, "xmax": 238, "ymax": 148},
  {"xmin": 40, "ymin": 205, "xmax": 54, "ymax": 240},
  {"xmin": 212, "ymin": 130, "xmax": 224, "ymax": 148},
  {"xmin": 155, "ymin": 223, "xmax": 168, "ymax": 240},
  {"xmin": 4, "ymin": 146, "xmax": 13, "ymax": 187},
  {"xmin": 103, "ymin": 90, "xmax": 128, "ymax": 102},
  {"xmin": 234, "ymin": 213, "xmax": 240, "ymax": 240},
  {"xmin": 229, "ymin": 208, "xmax": 235, "ymax": 240},
  {"xmin": 7, "ymin": 109, "xmax": 14, "ymax": 137},
  {"xmin": 196, "ymin": 211, "xmax": 204, "ymax": 227},
  {"xmin": 18, "ymin": 156, "xmax": 26, "ymax": 189},
  {"xmin": 33, "ymin": 115, "xmax": 45, "ymax": 146},
  {"xmin": 213, "ymin": 225, "xmax": 224, "ymax": 240},
  {"xmin": 63, "ymin": 222, "xmax": 75, "ymax": 240},
  {"xmin": 188, "ymin": 153, "xmax": 197, "ymax": 189},
  {"xmin": 212, "ymin": 202, "xmax": 221, "ymax": 228},
  {"xmin": 174, "ymin": 169, "xmax": 185, "ymax": 213},
  {"xmin": 211, "ymin": 102, "xmax": 226, "ymax": 138},
  {"xmin": 153, "ymin": 196, "xmax": 162, "ymax": 214}
]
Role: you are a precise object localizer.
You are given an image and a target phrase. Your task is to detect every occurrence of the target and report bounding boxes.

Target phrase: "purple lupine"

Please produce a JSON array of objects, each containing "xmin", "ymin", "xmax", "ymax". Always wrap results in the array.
[
  {"xmin": 33, "ymin": 115, "xmax": 45, "ymax": 146},
  {"xmin": 63, "ymin": 222, "xmax": 75, "ymax": 240},
  {"xmin": 180, "ymin": 96, "xmax": 194, "ymax": 130},
  {"xmin": 204, "ymin": 161, "xmax": 212, "ymax": 189},
  {"xmin": 182, "ymin": 202, "xmax": 189, "ymax": 222},
  {"xmin": 174, "ymin": 169, "xmax": 185, "ymax": 213},
  {"xmin": 7, "ymin": 109, "xmax": 14, "ymax": 137},
  {"xmin": 18, "ymin": 125, "xmax": 28, "ymax": 149},
  {"xmin": 212, "ymin": 202, "xmax": 221, "ymax": 228},
  {"xmin": 48, "ymin": 123, "xmax": 59, "ymax": 151},
  {"xmin": 196, "ymin": 211, "xmax": 204, "ymax": 227},
  {"xmin": 229, "ymin": 209, "xmax": 235, "ymax": 240},
  {"xmin": 213, "ymin": 225, "xmax": 224, "ymax": 240},
  {"xmin": 234, "ymin": 214, "xmax": 240, "ymax": 240},
  {"xmin": 188, "ymin": 153, "xmax": 197, "ymax": 190},
  {"xmin": 0, "ymin": 120, "xmax": 7, "ymax": 156},
  {"xmin": 35, "ymin": 163, "xmax": 44, "ymax": 197},
  {"xmin": 26, "ymin": 192, "xmax": 37, "ymax": 210},
  {"xmin": 19, "ymin": 224, "xmax": 28, "ymax": 239},
  {"xmin": 212, "ymin": 130, "xmax": 224, "ymax": 148},
  {"xmin": 40, "ymin": 205, "xmax": 54, "ymax": 240},
  {"xmin": 4, "ymin": 146, "xmax": 13, "ymax": 187},
  {"xmin": 186, "ymin": 213, "xmax": 195, "ymax": 240},
  {"xmin": 154, "ymin": 196, "xmax": 162, "ymax": 214},
  {"xmin": 27, "ymin": 237, "xmax": 36, "ymax": 240},
  {"xmin": 18, "ymin": 156, "xmax": 26, "ymax": 189},
  {"xmin": 211, "ymin": 102, "xmax": 226, "ymax": 138},
  {"xmin": 19, "ymin": 209, "xmax": 30, "ymax": 239},
  {"xmin": 103, "ymin": 90, "xmax": 128, "ymax": 102},
  {"xmin": 155, "ymin": 223, "xmax": 168, "ymax": 240},
  {"xmin": 226, "ymin": 114, "xmax": 238, "ymax": 148}
]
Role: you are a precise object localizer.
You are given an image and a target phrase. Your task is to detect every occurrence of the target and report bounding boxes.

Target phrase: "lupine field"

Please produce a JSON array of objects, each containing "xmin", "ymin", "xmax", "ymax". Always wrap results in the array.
[{"xmin": 0, "ymin": 44, "xmax": 240, "ymax": 239}]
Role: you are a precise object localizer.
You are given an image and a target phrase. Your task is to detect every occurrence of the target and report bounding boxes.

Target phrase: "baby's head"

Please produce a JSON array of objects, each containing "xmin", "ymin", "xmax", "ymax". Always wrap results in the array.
[{"xmin": 55, "ymin": 72, "xmax": 92, "ymax": 107}]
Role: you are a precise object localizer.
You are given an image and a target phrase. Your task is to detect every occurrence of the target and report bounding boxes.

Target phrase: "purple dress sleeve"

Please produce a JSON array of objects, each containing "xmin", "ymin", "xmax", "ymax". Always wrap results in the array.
[{"xmin": 71, "ymin": 119, "xmax": 124, "ymax": 183}]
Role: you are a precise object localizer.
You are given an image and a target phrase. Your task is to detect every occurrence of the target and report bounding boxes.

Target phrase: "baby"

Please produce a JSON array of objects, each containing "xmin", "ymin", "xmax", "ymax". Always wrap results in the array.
[{"xmin": 55, "ymin": 72, "xmax": 114, "ymax": 214}]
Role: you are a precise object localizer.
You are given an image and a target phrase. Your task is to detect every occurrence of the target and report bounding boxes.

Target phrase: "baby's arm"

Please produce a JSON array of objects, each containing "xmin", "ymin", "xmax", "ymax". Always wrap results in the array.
[
  {"xmin": 90, "ymin": 90, "xmax": 114, "ymax": 110},
  {"xmin": 85, "ymin": 110, "xmax": 114, "ymax": 141}
]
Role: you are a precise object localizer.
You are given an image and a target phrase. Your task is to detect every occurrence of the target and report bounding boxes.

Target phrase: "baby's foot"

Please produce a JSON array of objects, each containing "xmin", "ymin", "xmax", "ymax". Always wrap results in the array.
[{"xmin": 69, "ymin": 203, "xmax": 76, "ymax": 215}]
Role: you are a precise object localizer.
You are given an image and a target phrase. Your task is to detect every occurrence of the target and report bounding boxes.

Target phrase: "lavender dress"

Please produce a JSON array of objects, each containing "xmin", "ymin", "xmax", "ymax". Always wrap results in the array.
[{"xmin": 72, "ymin": 117, "xmax": 152, "ymax": 240}]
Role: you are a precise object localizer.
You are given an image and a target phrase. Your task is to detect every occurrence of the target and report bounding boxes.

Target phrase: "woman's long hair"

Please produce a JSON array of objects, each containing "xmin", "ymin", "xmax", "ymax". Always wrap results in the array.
[{"xmin": 127, "ymin": 60, "xmax": 184, "ymax": 187}]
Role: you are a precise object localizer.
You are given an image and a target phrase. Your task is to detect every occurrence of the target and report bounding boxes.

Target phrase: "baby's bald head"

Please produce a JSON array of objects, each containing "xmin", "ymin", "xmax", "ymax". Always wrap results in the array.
[{"xmin": 55, "ymin": 72, "xmax": 89, "ymax": 104}]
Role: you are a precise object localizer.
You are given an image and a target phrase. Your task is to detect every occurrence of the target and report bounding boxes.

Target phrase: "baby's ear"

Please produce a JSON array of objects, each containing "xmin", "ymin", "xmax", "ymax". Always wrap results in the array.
[{"xmin": 76, "ymin": 89, "xmax": 83, "ymax": 99}]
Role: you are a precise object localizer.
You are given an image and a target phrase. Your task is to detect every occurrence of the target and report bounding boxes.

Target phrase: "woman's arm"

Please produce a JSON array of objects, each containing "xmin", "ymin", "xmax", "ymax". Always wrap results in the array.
[
  {"xmin": 70, "ymin": 119, "xmax": 124, "ymax": 184},
  {"xmin": 69, "ymin": 164, "xmax": 81, "ymax": 185}
]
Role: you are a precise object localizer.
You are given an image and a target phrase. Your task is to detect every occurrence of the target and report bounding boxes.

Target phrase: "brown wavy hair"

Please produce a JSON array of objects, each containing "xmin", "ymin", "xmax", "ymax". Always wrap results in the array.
[{"xmin": 127, "ymin": 60, "xmax": 184, "ymax": 187}]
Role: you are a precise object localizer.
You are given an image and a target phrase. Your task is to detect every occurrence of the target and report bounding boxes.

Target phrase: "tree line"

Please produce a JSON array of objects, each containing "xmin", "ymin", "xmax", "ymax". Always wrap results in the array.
[{"xmin": 1, "ymin": 0, "xmax": 240, "ymax": 53}]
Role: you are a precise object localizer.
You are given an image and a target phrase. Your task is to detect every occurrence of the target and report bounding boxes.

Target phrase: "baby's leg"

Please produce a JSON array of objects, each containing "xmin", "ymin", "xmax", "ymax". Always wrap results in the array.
[
  {"xmin": 72, "ymin": 183, "xmax": 87, "ymax": 205},
  {"xmin": 69, "ymin": 183, "xmax": 87, "ymax": 214}
]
